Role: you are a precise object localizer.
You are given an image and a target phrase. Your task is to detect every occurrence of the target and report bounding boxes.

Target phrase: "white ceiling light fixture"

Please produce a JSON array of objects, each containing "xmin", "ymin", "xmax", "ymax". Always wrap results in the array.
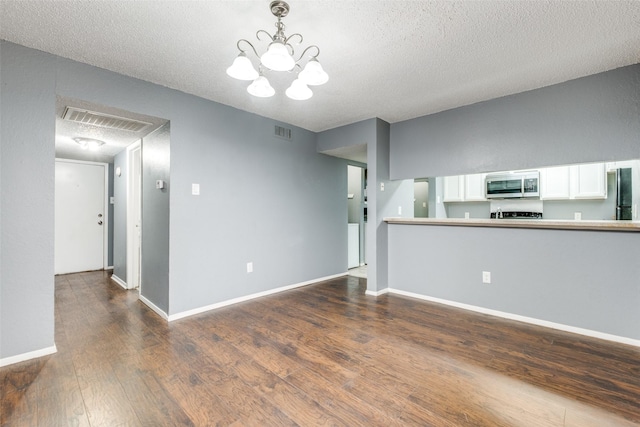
[
  {"xmin": 226, "ymin": 1, "xmax": 328, "ymax": 100},
  {"xmin": 73, "ymin": 137, "xmax": 105, "ymax": 151}
]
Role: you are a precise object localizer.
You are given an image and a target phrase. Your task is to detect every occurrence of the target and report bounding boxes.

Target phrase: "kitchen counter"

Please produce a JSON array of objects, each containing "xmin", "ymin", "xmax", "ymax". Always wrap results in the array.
[{"xmin": 384, "ymin": 217, "xmax": 640, "ymax": 232}]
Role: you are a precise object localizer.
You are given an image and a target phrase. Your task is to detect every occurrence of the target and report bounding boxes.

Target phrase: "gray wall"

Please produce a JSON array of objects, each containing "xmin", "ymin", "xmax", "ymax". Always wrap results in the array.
[
  {"xmin": 318, "ymin": 119, "xmax": 415, "ymax": 293},
  {"xmin": 390, "ymin": 64, "xmax": 640, "ymax": 180},
  {"xmin": 373, "ymin": 119, "xmax": 414, "ymax": 293},
  {"xmin": 0, "ymin": 41, "xmax": 347, "ymax": 360},
  {"xmin": 387, "ymin": 64, "xmax": 640, "ymax": 341},
  {"xmin": 319, "ymin": 119, "xmax": 388, "ymax": 292},
  {"xmin": 389, "ymin": 224, "xmax": 640, "ymax": 340},
  {"xmin": 141, "ymin": 123, "xmax": 170, "ymax": 312},
  {"xmin": 112, "ymin": 149, "xmax": 128, "ymax": 282},
  {"xmin": 1, "ymin": 43, "xmax": 56, "ymax": 359},
  {"xmin": 166, "ymin": 104, "xmax": 346, "ymax": 315},
  {"xmin": 445, "ymin": 201, "xmax": 490, "ymax": 219}
]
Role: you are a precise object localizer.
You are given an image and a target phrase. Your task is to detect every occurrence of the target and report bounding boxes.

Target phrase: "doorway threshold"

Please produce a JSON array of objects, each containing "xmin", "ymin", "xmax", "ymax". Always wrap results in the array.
[{"xmin": 348, "ymin": 265, "xmax": 367, "ymax": 278}]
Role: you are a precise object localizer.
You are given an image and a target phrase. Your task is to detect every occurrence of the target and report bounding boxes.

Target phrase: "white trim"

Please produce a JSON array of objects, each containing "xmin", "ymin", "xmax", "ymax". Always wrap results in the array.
[
  {"xmin": 55, "ymin": 158, "xmax": 109, "ymax": 272},
  {"xmin": 111, "ymin": 274, "xmax": 128, "ymax": 290},
  {"xmin": 168, "ymin": 272, "xmax": 348, "ymax": 322},
  {"xmin": 139, "ymin": 294, "xmax": 168, "ymax": 320},
  {"xmin": 105, "ymin": 266, "xmax": 114, "ymax": 271},
  {"xmin": 388, "ymin": 288, "xmax": 640, "ymax": 348},
  {"xmin": 126, "ymin": 141, "xmax": 142, "ymax": 292},
  {"xmin": 365, "ymin": 287, "xmax": 389, "ymax": 297},
  {"xmin": 0, "ymin": 345, "xmax": 57, "ymax": 367}
]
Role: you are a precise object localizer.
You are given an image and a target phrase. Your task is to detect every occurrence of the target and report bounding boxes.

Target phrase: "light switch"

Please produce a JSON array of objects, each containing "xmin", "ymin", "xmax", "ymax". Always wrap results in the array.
[
  {"xmin": 192, "ymin": 183, "xmax": 200, "ymax": 196},
  {"xmin": 380, "ymin": 182, "xmax": 385, "ymax": 191}
]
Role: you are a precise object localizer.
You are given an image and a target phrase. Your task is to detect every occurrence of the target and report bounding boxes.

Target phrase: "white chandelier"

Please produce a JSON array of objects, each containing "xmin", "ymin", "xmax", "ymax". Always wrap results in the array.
[{"xmin": 226, "ymin": 1, "xmax": 328, "ymax": 100}]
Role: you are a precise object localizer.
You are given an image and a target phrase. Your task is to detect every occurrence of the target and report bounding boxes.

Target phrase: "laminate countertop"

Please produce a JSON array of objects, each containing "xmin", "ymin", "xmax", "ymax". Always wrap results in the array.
[{"xmin": 384, "ymin": 217, "xmax": 640, "ymax": 232}]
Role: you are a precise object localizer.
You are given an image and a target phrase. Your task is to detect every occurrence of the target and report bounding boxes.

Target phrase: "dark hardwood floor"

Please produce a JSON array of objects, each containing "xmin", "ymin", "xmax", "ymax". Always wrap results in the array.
[{"xmin": 2, "ymin": 271, "xmax": 639, "ymax": 426}]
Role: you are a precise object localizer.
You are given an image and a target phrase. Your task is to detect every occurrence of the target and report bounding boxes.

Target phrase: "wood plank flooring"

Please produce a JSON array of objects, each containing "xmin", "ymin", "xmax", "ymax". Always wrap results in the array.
[{"xmin": 2, "ymin": 271, "xmax": 639, "ymax": 426}]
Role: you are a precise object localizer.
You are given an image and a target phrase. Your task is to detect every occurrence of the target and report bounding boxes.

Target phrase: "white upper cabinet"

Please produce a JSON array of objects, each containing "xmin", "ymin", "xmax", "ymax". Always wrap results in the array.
[
  {"xmin": 540, "ymin": 163, "xmax": 606, "ymax": 200},
  {"xmin": 540, "ymin": 166, "xmax": 570, "ymax": 200},
  {"xmin": 443, "ymin": 175, "xmax": 465, "ymax": 202},
  {"xmin": 464, "ymin": 173, "xmax": 487, "ymax": 201},
  {"xmin": 570, "ymin": 163, "xmax": 607, "ymax": 199}
]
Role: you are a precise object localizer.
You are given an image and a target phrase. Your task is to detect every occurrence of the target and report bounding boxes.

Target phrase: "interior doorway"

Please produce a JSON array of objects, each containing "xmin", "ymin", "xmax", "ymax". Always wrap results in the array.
[
  {"xmin": 414, "ymin": 178, "xmax": 429, "ymax": 218},
  {"xmin": 127, "ymin": 141, "xmax": 142, "ymax": 290},
  {"xmin": 347, "ymin": 164, "xmax": 367, "ymax": 278}
]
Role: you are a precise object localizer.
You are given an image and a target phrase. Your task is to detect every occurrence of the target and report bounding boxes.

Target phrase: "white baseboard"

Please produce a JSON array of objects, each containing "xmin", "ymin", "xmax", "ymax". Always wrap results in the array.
[
  {"xmin": 139, "ymin": 294, "xmax": 168, "ymax": 320},
  {"xmin": 111, "ymin": 274, "xmax": 128, "ymax": 290},
  {"xmin": 388, "ymin": 288, "xmax": 640, "ymax": 348},
  {"xmin": 168, "ymin": 272, "xmax": 348, "ymax": 322},
  {"xmin": 365, "ymin": 288, "xmax": 389, "ymax": 297},
  {"xmin": 105, "ymin": 266, "xmax": 114, "ymax": 271},
  {"xmin": 0, "ymin": 345, "xmax": 58, "ymax": 367}
]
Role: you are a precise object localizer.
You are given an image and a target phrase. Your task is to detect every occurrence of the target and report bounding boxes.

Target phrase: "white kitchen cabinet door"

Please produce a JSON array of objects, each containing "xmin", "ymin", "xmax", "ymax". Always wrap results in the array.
[
  {"xmin": 443, "ymin": 175, "xmax": 464, "ymax": 202},
  {"xmin": 570, "ymin": 163, "xmax": 607, "ymax": 199},
  {"xmin": 464, "ymin": 173, "xmax": 487, "ymax": 201},
  {"xmin": 540, "ymin": 166, "xmax": 570, "ymax": 200}
]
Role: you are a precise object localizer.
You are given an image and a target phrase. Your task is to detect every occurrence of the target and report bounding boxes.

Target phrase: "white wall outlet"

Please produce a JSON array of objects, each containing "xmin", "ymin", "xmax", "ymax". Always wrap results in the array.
[
  {"xmin": 574, "ymin": 212, "xmax": 582, "ymax": 220},
  {"xmin": 380, "ymin": 182, "xmax": 385, "ymax": 191},
  {"xmin": 482, "ymin": 271, "xmax": 491, "ymax": 284},
  {"xmin": 398, "ymin": 206, "xmax": 402, "ymax": 215},
  {"xmin": 246, "ymin": 262, "xmax": 253, "ymax": 273},
  {"xmin": 465, "ymin": 212, "xmax": 470, "ymax": 219},
  {"xmin": 110, "ymin": 196, "xmax": 115, "ymax": 205},
  {"xmin": 192, "ymin": 183, "xmax": 200, "ymax": 196},
  {"xmin": 156, "ymin": 180, "xmax": 165, "ymax": 189},
  {"xmin": 423, "ymin": 202, "xmax": 427, "ymax": 208}
]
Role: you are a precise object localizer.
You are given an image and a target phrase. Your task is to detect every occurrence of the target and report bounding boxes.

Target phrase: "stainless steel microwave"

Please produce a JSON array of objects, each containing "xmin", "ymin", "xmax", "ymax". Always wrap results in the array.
[{"xmin": 485, "ymin": 171, "xmax": 540, "ymax": 199}]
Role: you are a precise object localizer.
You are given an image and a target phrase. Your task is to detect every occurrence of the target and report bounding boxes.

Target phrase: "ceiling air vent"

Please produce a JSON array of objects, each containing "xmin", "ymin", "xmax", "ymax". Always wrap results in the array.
[
  {"xmin": 62, "ymin": 107, "xmax": 152, "ymax": 132},
  {"xmin": 274, "ymin": 125, "xmax": 292, "ymax": 140}
]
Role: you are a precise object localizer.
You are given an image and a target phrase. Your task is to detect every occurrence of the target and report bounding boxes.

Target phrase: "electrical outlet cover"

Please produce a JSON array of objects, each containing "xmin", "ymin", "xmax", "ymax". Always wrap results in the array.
[{"xmin": 482, "ymin": 271, "xmax": 491, "ymax": 283}]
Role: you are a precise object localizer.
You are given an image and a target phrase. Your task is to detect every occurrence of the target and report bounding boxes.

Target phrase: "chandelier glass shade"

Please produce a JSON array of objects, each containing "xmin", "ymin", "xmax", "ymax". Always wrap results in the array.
[
  {"xmin": 226, "ymin": 1, "xmax": 328, "ymax": 100},
  {"xmin": 260, "ymin": 41, "xmax": 295, "ymax": 72},
  {"xmin": 247, "ymin": 74, "xmax": 276, "ymax": 98},
  {"xmin": 226, "ymin": 53, "xmax": 259, "ymax": 81},
  {"xmin": 285, "ymin": 78, "xmax": 313, "ymax": 101}
]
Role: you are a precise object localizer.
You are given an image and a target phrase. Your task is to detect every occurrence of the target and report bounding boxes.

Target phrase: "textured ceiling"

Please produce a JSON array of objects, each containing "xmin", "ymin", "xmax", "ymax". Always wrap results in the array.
[{"xmin": 1, "ymin": 0, "xmax": 640, "ymax": 135}]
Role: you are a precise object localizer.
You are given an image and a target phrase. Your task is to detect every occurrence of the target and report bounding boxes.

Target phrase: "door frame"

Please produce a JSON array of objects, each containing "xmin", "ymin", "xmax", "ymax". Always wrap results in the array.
[
  {"xmin": 126, "ymin": 140, "xmax": 142, "ymax": 290},
  {"xmin": 55, "ymin": 158, "xmax": 110, "ymax": 271}
]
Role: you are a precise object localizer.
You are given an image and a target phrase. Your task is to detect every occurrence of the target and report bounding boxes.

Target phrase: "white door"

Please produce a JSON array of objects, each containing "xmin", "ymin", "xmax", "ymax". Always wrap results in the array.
[
  {"xmin": 55, "ymin": 160, "xmax": 107, "ymax": 274},
  {"xmin": 128, "ymin": 144, "xmax": 142, "ymax": 289}
]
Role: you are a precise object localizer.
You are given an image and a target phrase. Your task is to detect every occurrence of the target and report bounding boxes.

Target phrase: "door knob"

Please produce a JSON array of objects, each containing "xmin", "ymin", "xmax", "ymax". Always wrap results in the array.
[
  {"xmin": 98, "ymin": 220, "xmax": 103, "ymax": 225},
  {"xmin": 98, "ymin": 214, "xmax": 103, "ymax": 218}
]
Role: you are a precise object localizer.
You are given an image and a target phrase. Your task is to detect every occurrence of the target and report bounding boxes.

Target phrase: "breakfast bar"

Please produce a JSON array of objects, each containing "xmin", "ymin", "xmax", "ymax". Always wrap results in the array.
[
  {"xmin": 384, "ymin": 217, "xmax": 640, "ymax": 232},
  {"xmin": 385, "ymin": 216, "xmax": 640, "ymax": 345}
]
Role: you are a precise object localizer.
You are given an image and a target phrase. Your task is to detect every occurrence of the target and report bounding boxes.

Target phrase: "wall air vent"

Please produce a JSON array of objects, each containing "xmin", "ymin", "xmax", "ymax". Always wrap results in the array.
[
  {"xmin": 274, "ymin": 125, "xmax": 292, "ymax": 140},
  {"xmin": 62, "ymin": 107, "xmax": 152, "ymax": 132}
]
